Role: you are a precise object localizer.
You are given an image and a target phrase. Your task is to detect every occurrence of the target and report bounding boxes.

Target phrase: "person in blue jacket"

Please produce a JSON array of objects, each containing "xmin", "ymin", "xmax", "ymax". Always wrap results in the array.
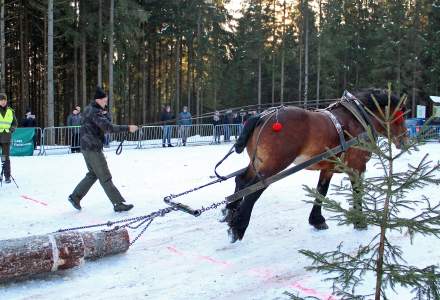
[{"xmin": 178, "ymin": 106, "xmax": 192, "ymax": 146}]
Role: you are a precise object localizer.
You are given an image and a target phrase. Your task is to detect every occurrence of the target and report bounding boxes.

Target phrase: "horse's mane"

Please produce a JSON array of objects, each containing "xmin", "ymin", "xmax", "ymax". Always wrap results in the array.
[{"xmin": 353, "ymin": 89, "xmax": 402, "ymax": 111}]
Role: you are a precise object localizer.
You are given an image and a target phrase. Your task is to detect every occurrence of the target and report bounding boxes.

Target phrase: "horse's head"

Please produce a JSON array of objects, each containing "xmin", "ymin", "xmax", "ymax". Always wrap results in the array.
[{"xmin": 355, "ymin": 89, "xmax": 409, "ymax": 149}]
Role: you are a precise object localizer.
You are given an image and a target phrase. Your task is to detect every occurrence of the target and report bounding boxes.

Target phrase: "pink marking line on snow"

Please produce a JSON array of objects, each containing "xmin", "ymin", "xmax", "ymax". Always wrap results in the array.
[
  {"xmin": 21, "ymin": 195, "xmax": 48, "ymax": 207},
  {"xmin": 166, "ymin": 246, "xmax": 184, "ymax": 256},
  {"xmin": 290, "ymin": 281, "xmax": 337, "ymax": 300},
  {"xmin": 167, "ymin": 245, "xmax": 231, "ymax": 267},
  {"xmin": 166, "ymin": 245, "xmax": 336, "ymax": 300},
  {"xmin": 197, "ymin": 255, "xmax": 232, "ymax": 267}
]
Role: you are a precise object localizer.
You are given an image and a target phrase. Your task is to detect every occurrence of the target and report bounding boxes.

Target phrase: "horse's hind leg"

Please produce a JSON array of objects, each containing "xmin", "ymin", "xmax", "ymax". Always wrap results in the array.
[
  {"xmin": 308, "ymin": 170, "xmax": 333, "ymax": 230},
  {"xmin": 227, "ymin": 178, "xmax": 266, "ymax": 243}
]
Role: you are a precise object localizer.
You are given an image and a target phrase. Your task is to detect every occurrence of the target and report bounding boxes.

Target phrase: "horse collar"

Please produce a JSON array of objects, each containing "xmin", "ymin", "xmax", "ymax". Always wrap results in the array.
[
  {"xmin": 321, "ymin": 110, "xmax": 348, "ymax": 151},
  {"xmin": 341, "ymin": 92, "xmax": 378, "ymax": 141}
]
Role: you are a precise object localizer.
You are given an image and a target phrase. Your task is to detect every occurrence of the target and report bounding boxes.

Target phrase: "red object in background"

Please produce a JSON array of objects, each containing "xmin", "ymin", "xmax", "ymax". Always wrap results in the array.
[
  {"xmin": 272, "ymin": 122, "xmax": 283, "ymax": 132},
  {"xmin": 393, "ymin": 110, "xmax": 404, "ymax": 124}
]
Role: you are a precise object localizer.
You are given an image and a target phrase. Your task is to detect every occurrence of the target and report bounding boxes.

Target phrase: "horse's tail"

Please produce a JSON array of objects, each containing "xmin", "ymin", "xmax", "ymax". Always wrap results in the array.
[{"xmin": 234, "ymin": 115, "xmax": 261, "ymax": 154}]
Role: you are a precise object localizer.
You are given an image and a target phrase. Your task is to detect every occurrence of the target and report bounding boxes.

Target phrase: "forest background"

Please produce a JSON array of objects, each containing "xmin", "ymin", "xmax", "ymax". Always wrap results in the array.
[{"xmin": 1, "ymin": 0, "xmax": 439, "ymax": 126}]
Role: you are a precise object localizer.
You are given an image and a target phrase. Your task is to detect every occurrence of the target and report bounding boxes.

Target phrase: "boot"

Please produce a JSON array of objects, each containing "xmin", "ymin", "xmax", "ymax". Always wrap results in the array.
[
  {"xmin": 167, "ymin": 144, "xmax": 173, "ymax": 147},
  {"xmin": 68, "ymin": 195, "xmax": 82, "ymax": 210},
  {"xmin": 114, "ymin": 202, "xmax": 134, "ymax": 212},
  {"xmin": 3, "ymin": 160, "xmax": 11, "ymax": 184}
]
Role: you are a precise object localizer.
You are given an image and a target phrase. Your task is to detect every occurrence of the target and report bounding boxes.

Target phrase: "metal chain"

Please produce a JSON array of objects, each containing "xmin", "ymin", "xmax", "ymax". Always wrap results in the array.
[
  {"xmin": 56, "ymin": 207, "xmax": 177, "ymax": 234},
  {"xmin": 163, "ymin": 177, "xmax": 225, "ymax": 202},
  {"xmin": 198, "ymin": 199, "xmax": 228, "ymax": 214}
]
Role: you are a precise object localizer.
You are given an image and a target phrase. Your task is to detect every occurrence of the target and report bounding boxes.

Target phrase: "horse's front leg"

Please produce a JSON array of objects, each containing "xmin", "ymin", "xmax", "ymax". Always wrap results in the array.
[
  {"xmin": 350, "ymin": 173, "xmax": 367, "ymax": 230},
  {"xmin": 219, "ymin": 174, "xmax": 246, "ymax": 223},
  {"xmin": 227, "ymin": 182, "xmax": 266, "ymax": 243},
  {"xmin": 308, "ymin": 170, "xmax": 333, "ymax": 230}
]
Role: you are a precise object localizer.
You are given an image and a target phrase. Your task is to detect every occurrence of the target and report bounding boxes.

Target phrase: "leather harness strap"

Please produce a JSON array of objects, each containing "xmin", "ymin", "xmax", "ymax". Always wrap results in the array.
[
  {"xmin": 321, "ymin": 110, "xmax": 348, "ymax": 151},
  {"xmin": 340, "ymin": 91, "xmax": 378, "ymax": 140}
]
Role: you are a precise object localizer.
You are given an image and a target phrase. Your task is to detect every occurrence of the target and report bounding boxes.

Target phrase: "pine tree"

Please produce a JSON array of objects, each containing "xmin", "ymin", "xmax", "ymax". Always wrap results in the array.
[{"xmin": 295, "ymin": 89, "xmax": 440, "ymax": 299}]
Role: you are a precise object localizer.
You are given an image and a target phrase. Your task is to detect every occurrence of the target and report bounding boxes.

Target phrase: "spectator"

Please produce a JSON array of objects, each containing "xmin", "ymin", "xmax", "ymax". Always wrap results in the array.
[
  {"xmin": 160, "ymin": 104, "xmax": 174, "ymax": 147},
  {"xmin": 21, "ymin": 109, "xmax": 37, "ymax": 150},
  {"xmin": 0, "ymin": 93, "xmax": 17, "ymax": 184},
  {"xmin": 68, "ymin": 86, "xmax": 139, "ymax": 212},
  {"xmin": 178, "ymin": 106, "xmax": 192, "ymax": 146},
  {"xmin": 222, "ymin": 110, "xmax": 233, "ymax": 142},
  {"xmin": 21, "ymin": 109, "xmax": 37, "ymax": 127},
  {"xmin": 233, "ymin": 111, "xmax": 241, "ymax": 140},
  {"xmin": 67, "ymin": 106, "xmax": 82, "ymax": 153},
  {"xmin": 212, "ymin": 111, "xmax": 222, "ymax": 144}
]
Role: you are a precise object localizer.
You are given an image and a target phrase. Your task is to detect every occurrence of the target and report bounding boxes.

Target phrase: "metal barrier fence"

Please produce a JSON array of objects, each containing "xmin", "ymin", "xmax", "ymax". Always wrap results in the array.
[
  {"xmin": 407, "ymin": 125, "xmax": 440, "ymax": 141},
  {"xmin": 106, "ymin": 130, "xmax": 140, "ymax": 150},
  {"xmin": 34, "ymin": 127, "xmax": 43, "ymax": 155},
  {"xmin": 213, "ymin": 124, "xmax": 243, "ymax": 144},
  {"xmin": 42, "ymin": 126, "xmax": 81, "ymax": 155},
  {"xmin": 178, "ymin": 124, "xmax": 214, "ymax": 146},
  {"xmin": 139, "ymin": 124, "xmax": 215, "ymax": 148},
  {"xmin": 35, "ymin": 124, "xmax": 440, "ymax": 156},
  {"xmin": 40, "ymin": 123, "xmax": 245, "ymax": 155}
]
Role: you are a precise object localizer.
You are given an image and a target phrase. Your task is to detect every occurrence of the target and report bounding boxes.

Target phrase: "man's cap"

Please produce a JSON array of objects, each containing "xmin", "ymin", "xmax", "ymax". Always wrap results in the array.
[
  {"xmin": 0, "ymin": 93, "xmax": 7, "ymax": 101},
  {"xmin": 94, "ymin": 86, "xmax": 107, "ymax": 100}
]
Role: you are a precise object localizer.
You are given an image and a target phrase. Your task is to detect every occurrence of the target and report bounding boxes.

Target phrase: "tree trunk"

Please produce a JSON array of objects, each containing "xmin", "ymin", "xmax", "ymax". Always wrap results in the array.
[
  {"xmin": 97, "ymin": 0, "xmax": 103, "ymax": 87},
  {"xmin": 258, "ymin": 56, "xmax": 262, "ymax": 111},
  {"xmin": 280, "ymin": 0, "xmax": 286, "ymax": 105},
  {"xmin": 80, "ymin": 0, "xmax": 87, "ymax": 107},
  {"xmin": 0, "ymin": 229, "xmax": 130, "ymax": 283},
  {"xmin": 0, "ymin": 0, "xmax": 5, "ymax": 91},
  {"xmin": 175, "ymin": 36, "xmax": 180, "ymax": 112},
  {"xmin": 316, "ymin": 0, "xmax": 322, "ymax": 107},
  {"xmin": 73, "ymin": 0, "xmax": 78, "ymax": 108},
  {"xmin": 298, "ymin": 0, "xmax": 303, "ymax": 104},
  {"xmin": 20, "ymin": 0, "xmax": 29, "ymax": 114},
  {"xmin": 303, "ymin": 0, "xmax": 309, "ymax": 106},
  {"xmin": 142, "ymin": 37, "xmax": 147, "ymax": 124},
  {"xmin": 108, "ymin": 0, "xmax": 114, "ymax": 112},
  {"xmin": 47, "ymin": 0, "xmax": 54, "ymax": 128},
  {"xmin": 271, "ymin": 0, "xmax": 276, "ymax": 106}
]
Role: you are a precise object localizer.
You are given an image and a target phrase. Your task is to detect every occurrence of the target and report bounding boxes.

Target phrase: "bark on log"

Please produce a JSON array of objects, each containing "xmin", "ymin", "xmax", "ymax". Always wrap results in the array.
[{"xmin": 0, "ymin": 229, "xmax": 130, "ymax": 283}]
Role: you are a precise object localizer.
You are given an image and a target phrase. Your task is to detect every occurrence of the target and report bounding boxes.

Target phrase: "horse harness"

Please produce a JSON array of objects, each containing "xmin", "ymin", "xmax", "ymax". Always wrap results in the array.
[{"xmin": 320, "ymin": 90, "xmax": 378, "ymax": 154}]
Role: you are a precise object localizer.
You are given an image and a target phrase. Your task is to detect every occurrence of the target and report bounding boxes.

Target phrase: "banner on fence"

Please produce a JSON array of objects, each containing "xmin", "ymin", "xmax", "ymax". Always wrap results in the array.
[{"xmin": 11, "ymin": 128, "xmax": 35, "ymax": 156}]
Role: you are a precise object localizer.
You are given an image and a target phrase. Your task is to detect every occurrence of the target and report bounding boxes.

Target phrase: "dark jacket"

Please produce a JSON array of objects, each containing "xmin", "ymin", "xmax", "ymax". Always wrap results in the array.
[
  {"xmin": 21, "ymin": 116, "xmax": 37, "ymax": 127},
  {"xmin": 160, "ymin": 110, "xmax": 174, "ymax": 125},
  {"xmin": 67, "ymin": 113, "xmax": 82, "ymax": 126},
  {"xmin": 80, "ymin": 101, "xmax": 128, "ymax": 151},
  {"xmin": 212, "ymin": 114, "xmax": 221, "ymax": 126},
  {"xmin": 0, "ymin": 106, "xmax": 17, "ymax": 143}
]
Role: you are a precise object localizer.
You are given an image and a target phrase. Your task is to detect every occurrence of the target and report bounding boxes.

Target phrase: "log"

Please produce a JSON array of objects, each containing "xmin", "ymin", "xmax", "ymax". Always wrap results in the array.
[{"xmin": 0, "ymin": 229, "xmax": 130, "ymax": 283}]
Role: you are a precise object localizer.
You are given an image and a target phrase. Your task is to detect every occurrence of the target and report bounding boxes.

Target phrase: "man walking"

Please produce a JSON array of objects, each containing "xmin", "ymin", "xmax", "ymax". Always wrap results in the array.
[
  {"xmin": 68, "ymin": 87, "xmax": 138, "ymax": 212},
  {"xmin": 0, "ymin": 93, "xmax": 17, "ymax": 184}
]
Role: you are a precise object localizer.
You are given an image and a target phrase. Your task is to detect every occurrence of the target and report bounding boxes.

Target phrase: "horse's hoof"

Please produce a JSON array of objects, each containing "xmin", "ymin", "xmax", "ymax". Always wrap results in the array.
[
  {"xmin": 313, "ymin": 222, "xmax": 329, "ymax": 230},
  {"xmin": 227, "ymin": 228, "xmax": 240, "ymax": 243}
]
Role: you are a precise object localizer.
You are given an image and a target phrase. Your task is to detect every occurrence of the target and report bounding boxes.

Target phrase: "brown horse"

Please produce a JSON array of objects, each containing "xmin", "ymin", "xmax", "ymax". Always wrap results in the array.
[{"xmin": 221, "ymin": 89, "xmax": 408, "ymax": 243}]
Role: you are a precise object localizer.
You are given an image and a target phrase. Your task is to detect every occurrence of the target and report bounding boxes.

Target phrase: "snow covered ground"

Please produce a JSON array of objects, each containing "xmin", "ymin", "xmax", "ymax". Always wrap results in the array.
[{"xmin": 1, "ymin": 142, "xmax": 439, "ymax": 300}]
